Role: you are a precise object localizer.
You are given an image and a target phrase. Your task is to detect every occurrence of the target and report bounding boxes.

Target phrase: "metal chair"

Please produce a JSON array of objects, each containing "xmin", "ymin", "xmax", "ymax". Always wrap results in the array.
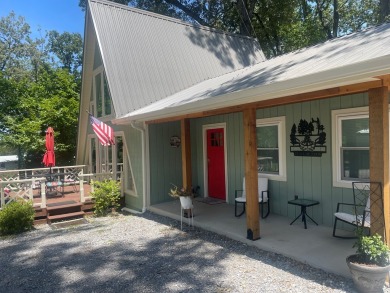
[
  {"xmin": 332, "ymin": 182, "xmax": 380, "ymax": 238},
  {"xmin": 235, "ymin": 175, "xmax": 270, "ymax": 219}
]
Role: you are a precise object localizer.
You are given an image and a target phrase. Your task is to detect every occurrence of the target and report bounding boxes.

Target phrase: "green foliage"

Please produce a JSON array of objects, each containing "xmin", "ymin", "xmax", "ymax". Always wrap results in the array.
[
  {"xmin": 91, "ymin": 179, "xmax": 121, "ymax": 216},
  {"xmin": 354, "ymin": 233, "xmax": 390, "ymax": 266},
  {"xmin": 168, "ymin": 184, "xmax": 194, "ymax": 198},
  {"xmin": 0, "ymin": 12, "xmax": 82, "ymax": 168},
  {"xmin": 0, "ymin": 200, "xmax": 35, "ymax": 235}
]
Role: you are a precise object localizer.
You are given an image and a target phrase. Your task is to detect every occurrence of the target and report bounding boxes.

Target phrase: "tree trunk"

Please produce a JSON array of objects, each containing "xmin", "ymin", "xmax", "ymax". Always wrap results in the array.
[
  {"xmin": 380, "ymin": 0, "xmax": 390, "ymax": 23},
  {"xmin": 333, "ymin": 0, "xmax": 339, "ymax": 38},
  {"xmin": 236, "ymin": 0, "xmax": 253, "ymax": 36}
]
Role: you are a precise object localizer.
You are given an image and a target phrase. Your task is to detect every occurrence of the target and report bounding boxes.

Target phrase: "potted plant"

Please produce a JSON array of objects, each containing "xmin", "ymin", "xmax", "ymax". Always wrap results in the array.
[
  {"xmin": 168, "ymin": 184, "xmax": 194, "ymax": 215},
  {"xmin": 346, "ymin": 230, "xmax": 390, "ymax": 293}
]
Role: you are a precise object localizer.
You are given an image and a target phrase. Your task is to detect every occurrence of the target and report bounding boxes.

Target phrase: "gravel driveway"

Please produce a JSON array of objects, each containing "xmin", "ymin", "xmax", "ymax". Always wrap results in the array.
[{"xmin": 1, "ymin": 211, "xmax": 388, "ymax": 292}]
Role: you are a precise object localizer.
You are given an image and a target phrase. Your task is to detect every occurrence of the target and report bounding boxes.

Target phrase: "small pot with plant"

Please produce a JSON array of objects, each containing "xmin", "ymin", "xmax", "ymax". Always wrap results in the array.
[
  {"xmin": 346, "ymin": 230, "xmax": 390, "ymax": 293},
  {"xmin": 169, "ymin": 184, "xmax": 194, "ymax": 215}
]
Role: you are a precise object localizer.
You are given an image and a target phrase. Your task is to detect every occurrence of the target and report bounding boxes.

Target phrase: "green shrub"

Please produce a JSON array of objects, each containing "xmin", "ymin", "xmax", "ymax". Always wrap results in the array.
[
  {"xmin": 0, "ymin": 200, "xmax": 35, "ymax": 235},
  {"xmin": 354, "ymin": 233, "xmax": 390, "ymax": 266},
  {"xmin": 91, "ymin": 179, "xmax": 121, "ymax": 217}
]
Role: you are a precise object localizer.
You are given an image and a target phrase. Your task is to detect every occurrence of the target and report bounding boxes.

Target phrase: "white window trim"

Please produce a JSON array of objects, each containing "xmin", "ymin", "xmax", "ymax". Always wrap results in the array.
[
  {"xmin": 116, "ymin": 131, "xmax": 137, "ymax": 197},
  {"xmin": 87, "ymin": 131, "xmax": 137, "ymax": 196},
  {"xmin": 92, "ymin": 65, "xmax": 113, "ymax": 120},
  {"xmin": 256, "ymin": 116, "xmax": 287, "ymax": 182},
  {"xmin": 332, "ymin": 106, "xmax": 369, "ymax": 188}
]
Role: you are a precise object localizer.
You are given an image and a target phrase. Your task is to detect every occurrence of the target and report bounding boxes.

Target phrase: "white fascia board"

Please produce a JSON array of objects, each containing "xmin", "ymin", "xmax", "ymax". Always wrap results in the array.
[{"xmin": 113, "ymin": 55, "xmax": 390, "ymax": 124}]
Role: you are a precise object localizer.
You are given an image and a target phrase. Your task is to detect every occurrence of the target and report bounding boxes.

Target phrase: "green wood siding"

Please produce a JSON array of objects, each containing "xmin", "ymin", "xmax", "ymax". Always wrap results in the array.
[
  {"xmin": 149, "ymin": 121, "xmax": 182, "ymax": 205},
  {"xmin": 148, "ymin": 93, "xmax": 371, "ymax": 227}
]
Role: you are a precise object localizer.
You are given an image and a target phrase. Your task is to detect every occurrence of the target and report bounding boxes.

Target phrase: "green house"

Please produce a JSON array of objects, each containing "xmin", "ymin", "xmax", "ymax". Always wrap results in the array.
[{"xmin": 77, "ymin": 0, "xmax": 390, "ymax": 240}]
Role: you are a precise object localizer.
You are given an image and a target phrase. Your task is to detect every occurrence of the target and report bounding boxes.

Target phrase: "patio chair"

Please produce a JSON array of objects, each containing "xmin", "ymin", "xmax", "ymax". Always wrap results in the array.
[
  {"xmin": 235, "ymin": 176, "xmax": 270, "ymax": 219},
  {"xmin": 332, "ymin": 182, "xmax": 379, "ymax": 238}
]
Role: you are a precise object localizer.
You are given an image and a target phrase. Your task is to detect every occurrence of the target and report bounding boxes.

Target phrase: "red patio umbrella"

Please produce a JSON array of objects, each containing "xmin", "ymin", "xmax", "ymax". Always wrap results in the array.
[{"xmin": 42, "ymin": 127, "xmax": 55, "ymax": 169}]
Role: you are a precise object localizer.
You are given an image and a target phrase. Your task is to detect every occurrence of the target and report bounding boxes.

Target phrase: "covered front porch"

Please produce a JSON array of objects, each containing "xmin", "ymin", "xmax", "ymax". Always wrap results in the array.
[{"xmin": 149, "ymin": 200, "xmax": 355, "ymax": 278}]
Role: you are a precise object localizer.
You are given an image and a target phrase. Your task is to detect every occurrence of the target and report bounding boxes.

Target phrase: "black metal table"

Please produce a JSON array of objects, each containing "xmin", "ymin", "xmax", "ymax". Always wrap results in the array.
[{"xmin": 288, "ymin": 198, "xmax": 319, "ymax": 229}]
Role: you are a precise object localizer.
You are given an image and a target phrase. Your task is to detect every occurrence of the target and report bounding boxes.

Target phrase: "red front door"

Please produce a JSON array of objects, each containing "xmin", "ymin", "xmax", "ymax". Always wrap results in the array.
[{"xmin": 207, "ymin": 128, "xmax": 226, "ymax": 200}]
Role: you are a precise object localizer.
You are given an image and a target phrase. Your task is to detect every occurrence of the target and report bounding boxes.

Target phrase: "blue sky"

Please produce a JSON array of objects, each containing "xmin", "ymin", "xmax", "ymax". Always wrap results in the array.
[{"xmin": 0, "ymin": 0, "xmax": 85, "ymax": 37}]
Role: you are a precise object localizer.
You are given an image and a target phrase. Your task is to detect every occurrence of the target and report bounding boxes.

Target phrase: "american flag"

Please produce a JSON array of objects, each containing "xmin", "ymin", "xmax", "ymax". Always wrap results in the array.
[{"xmin": 89, "ymin": 114, "xmax": 115, "ymax": 146}]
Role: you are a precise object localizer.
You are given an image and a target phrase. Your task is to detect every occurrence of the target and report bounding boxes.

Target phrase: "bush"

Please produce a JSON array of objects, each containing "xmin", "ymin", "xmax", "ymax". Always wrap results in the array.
[
  {"xmin": 354, "ymin": 233, "xmax": 390, "ymax": 266},
  {"xmin": 0, "ymin": 200, "xmax": 35, "ymax": 235},
  {"xmin": 91, "ymin": 179, "xmax": 121, "ymax": 217}
]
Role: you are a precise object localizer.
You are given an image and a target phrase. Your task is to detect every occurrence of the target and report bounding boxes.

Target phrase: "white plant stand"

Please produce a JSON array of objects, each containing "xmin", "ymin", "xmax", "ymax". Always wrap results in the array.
[{"xmin": 179, "ymin": 196, "xmax": 194, "ymax": 230}]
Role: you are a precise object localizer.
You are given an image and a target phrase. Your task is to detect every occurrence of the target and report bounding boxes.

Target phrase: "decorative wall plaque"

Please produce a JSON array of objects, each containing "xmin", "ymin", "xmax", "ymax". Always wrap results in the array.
[
  {"xmin": 170, "ymin": 136, "xmax": 181, "ymax": 148},
  {"xmin": 290, "ymin": 117, "xmax": 326, "ymax": 157}
]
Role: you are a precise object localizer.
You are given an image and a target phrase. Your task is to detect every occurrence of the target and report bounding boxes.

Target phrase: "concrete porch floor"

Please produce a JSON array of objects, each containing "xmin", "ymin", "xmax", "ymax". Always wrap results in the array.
[{"xmin": 148, "ymin": 199, "xmax": 356, "ymax": 278}]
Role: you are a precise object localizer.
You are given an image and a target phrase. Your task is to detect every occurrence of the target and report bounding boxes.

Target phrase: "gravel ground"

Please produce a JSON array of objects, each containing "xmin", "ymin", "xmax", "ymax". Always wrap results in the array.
[{"xmin": 0, "ymin": 211, "xmax": 389, "ymax": 293}]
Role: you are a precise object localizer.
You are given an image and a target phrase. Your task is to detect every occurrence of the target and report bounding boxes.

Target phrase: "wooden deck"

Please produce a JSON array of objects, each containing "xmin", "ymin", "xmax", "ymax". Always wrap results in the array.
[{"xmin": 33, "ymin": 183, "xmax": 94, "ymax": 225}]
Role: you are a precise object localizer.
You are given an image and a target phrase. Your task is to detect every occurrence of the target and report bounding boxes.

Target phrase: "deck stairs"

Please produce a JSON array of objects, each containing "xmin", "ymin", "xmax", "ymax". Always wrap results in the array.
[{"xmin": 34, "ymin": 200, "xmax": 94, "ymax": 225}]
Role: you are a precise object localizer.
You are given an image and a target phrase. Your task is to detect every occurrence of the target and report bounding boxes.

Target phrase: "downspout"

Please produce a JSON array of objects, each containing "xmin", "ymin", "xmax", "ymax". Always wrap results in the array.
[{"xmin": 130, "ymin": 120, "xmax": 147, "ymax": 213}]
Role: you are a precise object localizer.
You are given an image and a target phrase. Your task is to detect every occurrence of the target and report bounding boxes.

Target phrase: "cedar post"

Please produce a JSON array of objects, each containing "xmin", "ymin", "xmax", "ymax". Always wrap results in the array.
[
  {"xmin": 369, "ymin": 86, "xmax": 389, "ymax": 242},
  {"xmin": 181, "ymin": 119, "xmax": 192, "ymax": 189},
  {"xmin": 243, "ymin": 108, "xmax": 260, "ymax": 240}
]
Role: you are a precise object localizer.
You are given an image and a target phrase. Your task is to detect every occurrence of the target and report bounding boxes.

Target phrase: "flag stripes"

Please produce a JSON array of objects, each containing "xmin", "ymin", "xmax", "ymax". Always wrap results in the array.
[{"xmin": 89, "ymin": 114, "xmax": 115, "ymax": 146}]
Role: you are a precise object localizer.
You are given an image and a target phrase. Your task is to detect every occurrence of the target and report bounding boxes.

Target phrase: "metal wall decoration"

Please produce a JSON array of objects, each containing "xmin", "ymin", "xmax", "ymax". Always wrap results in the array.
[
  {"xmin": 170, "ymin": 136, "xmax": 181, "ymax": 148},
  {"xmin": 290, "ymin": 117, "xmax": 326, "ymax": 157}
]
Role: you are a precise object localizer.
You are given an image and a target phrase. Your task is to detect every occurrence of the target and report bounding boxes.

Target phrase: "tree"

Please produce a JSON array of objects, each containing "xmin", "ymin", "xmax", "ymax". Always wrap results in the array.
[
  {"xmin": 0, "ymin": 12, "xmax": 45, "ymax": 80},
  {"xmin": 47, "ymin": 31, "xmax": 83, "ymax": 74},
  {"xmin": 0, "ymin": 12, "xmax": 81, "ymax": 168}
]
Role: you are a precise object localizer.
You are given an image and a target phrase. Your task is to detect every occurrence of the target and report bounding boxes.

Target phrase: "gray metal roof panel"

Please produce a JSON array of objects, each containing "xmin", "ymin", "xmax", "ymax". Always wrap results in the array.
[
  {"xmin": 122, "ymin": 22, "xmax": 390, "ymax": 120},
  {"xmin": 88, "ymin": 0, "xmax": 266, "ymax": 117}
]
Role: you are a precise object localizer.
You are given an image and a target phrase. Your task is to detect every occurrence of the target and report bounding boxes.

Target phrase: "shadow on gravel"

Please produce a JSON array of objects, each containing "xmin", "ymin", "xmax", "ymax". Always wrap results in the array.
[
  {"xmin": 0, "ymin": 213, "xmax": 232, "ymax": 292},
  {"xmin": 0, "ymin": 211, "xmax": 356, "ymax": 293},
  {"xmin": 140, "ymin": 212, "xmax": 357, "ymax": 292}
]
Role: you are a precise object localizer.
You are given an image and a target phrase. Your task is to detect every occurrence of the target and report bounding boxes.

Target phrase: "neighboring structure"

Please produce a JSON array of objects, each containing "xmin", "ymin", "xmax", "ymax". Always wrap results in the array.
[
  {"xmin": 0, "ymin": 155, "xmax": 18, "ymax": 170},
  {"xmin": 77, "ymin": 0, "xmax": 390, "ymax": 240}
]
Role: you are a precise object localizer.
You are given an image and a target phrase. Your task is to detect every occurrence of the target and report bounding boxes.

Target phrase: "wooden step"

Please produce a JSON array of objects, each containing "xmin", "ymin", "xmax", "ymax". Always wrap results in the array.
[
  {"xmin": 46, "ymin": 202, "xmax": 82, "ymax": 211},
  {"xmin": 47, "ymin": 211, "xmax": 85, "ymax": 224}
]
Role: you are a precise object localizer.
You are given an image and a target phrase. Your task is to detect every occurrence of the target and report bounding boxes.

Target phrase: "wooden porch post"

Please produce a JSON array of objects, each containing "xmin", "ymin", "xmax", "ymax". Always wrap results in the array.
[
  {"xmin": 181, "ymin": 119, "xmax": 192, "ymax": 189},
  {"xmin": 369, "ymin": 86, "xmax": 389, "ymax": 242},
  {"xmin": 243, "ymin": 108, "xmax": 260, "ymax": 240}
]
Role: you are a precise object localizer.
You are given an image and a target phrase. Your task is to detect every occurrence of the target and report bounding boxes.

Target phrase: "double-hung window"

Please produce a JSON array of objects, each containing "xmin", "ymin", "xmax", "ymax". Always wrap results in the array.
[
  {"xmin": 332, "ymin": 107, "xmax": 370, "ymax": 188},
  {"xmin": 256, "ymin": 116, "xmax": 286, "ymax": 181}
]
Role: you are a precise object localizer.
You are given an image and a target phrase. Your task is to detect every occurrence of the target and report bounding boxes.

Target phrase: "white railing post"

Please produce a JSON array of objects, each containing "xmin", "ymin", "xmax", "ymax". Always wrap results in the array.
[
  {"xmin": 80, "ymin": 179, "xmax": 85, "ymax": 203},
  {"xmin": 41, "ymin": 182, "xmax": 46, "ymax": 209},
  {"xmin": 0, "ymin": 185, "xmax": 4, "ymax": 207}
]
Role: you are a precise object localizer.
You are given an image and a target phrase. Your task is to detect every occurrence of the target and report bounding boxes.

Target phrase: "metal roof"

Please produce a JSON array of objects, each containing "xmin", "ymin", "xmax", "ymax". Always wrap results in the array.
[
  {"xmin": 0, "ymin": 155, "xmax": 18, "ymax": 163},
  {"xmin": 88, "ymin": 0, "xmax": 266, "ymax": 118},
  {"xmin": 116, "ymin": 22, "xmax": 390, "ymax": 122}
]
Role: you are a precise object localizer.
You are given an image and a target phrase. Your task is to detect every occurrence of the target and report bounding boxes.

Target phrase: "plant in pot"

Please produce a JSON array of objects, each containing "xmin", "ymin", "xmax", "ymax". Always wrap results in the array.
[
  {"xmin": 346, "ymin": 229, "xmax": 390, "ymax": 293},
  {"xmin": 168, "ymin": 184, "xmax": 194, "ymax": 217}
]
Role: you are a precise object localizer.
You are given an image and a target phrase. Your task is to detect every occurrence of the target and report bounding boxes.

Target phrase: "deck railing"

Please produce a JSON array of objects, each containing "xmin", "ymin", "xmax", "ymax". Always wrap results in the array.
[
  {"xmin": 0, "ymin": 166, "xmax": 123, "ymax": 209},
  {"xmin": 79, "ymin": 171, "xmax": 123, "ymax": 202}
]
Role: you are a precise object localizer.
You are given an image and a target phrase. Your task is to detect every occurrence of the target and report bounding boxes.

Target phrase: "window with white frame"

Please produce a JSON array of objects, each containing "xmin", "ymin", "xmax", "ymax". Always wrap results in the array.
[
  {"xmin": 88, "ymin": 133, "xmax": 136, "ymax": 195},
  {"xmin": 332, "ymin": 107, "xmax": 370, "ymax": 188},
  {"xmin": 256, "ymin": 116, "xmax": 286, "ymax": 181},
  {"xmin": 93, "ymin": 66, "xmax": 112, "ymax": 118}
]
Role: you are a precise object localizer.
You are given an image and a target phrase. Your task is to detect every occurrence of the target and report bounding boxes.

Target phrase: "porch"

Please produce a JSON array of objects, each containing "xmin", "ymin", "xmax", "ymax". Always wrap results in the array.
[{"xmin": 148, "ymin": 199, "xmax": 356, "ymax": 278}]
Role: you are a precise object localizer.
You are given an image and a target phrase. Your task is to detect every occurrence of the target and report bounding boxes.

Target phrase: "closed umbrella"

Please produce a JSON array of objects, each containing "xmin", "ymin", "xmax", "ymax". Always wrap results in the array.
[{"xmin": 42, "ymin": 127, "xmax": 55, "ymax": 171}]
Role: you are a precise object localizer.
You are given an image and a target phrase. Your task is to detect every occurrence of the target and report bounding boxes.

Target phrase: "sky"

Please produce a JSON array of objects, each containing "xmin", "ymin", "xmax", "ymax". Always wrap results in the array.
[{"xmin": 0, "ymin": 0, "xmax": 85, "ymax": 37}]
